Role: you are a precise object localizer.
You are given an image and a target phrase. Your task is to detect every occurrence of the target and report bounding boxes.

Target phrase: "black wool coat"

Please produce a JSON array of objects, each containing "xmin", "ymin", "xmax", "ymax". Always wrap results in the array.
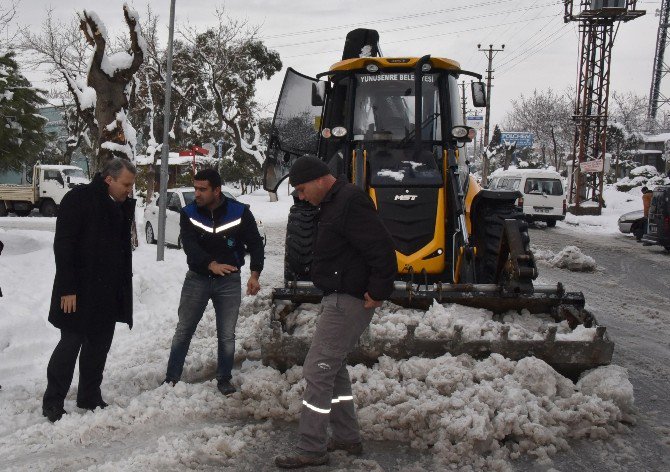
[{"xmin": 48, "ymin": 174, "xmax": 136, "ymax": 333}]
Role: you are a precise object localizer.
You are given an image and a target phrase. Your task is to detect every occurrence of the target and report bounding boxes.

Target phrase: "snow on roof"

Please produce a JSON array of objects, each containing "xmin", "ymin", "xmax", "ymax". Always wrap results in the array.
[
  {"xmin": 629, "ymin": 149, "xmax": 662, "ymax": 154},
  {"xmin": 640, "ymin": 132, "xmax": 670, "ymax": 143},
  {"xmin": 135, "ymin": 153, "xmax": 217, "ymax": 166}
]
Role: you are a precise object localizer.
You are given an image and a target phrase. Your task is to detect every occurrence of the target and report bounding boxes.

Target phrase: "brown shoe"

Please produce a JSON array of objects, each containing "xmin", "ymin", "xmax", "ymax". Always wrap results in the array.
[
  {"xmin": 274, "ymin": 452, "xmax": 329, "ymax": 469},
  {"xmin": 327, "ymin": 439, "xmax": 363, "ymax": 455}
]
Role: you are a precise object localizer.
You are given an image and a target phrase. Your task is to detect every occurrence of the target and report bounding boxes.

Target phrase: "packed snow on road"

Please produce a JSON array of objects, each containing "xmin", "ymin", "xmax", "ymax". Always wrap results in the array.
[{"xmin": 0, "ymin": 184, "xmax": 641, "ymax": 470}]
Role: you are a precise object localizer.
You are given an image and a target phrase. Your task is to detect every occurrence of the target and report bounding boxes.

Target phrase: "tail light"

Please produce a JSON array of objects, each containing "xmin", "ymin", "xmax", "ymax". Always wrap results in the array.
[
  {"xmin": 517, "ymin": 197, "xmax": 524, "ymax": 208},
  {"xmin": 664, "ymin": 216, "xmax": 670, "ymax": 233},
  {"xmin": 563, "ymin": 199, "xmax": 567, "ymax": 215}
]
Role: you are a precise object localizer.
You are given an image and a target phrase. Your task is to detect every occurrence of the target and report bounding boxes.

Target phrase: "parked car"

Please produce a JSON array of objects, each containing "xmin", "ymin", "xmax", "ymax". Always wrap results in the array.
[
  {"xmin": 617, "ymin": 210, "xmax": 644, "ymax": 234},
  {"xmin": 144, "ymin": 187, "xmax": 266, "ymax": 248},
  {"xmin": 641, "ymin": 185, "xmax": 670, "ymax": 251},
  {"xmin": 488, "ymin": 168, "xmax": 566, "ymax": 227}
]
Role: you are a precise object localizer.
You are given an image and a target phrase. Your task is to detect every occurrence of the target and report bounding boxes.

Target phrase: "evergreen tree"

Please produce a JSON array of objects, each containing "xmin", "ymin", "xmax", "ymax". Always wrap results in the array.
[{"xmin": 0, "ymin": 52, "xmax": 49, "ymax": 171}]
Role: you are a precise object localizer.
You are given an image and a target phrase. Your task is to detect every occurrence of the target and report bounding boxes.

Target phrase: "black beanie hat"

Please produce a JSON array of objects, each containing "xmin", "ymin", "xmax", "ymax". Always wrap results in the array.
[{"xmin": 289, "ymin": 155, "xmax": 331, "ymax": 186}]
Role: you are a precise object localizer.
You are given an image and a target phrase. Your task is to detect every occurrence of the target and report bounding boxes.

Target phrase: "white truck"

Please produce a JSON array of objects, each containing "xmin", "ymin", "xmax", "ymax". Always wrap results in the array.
[{"xmin": 0, "ymin": 164, "xmax": 90, "ymax": 217}]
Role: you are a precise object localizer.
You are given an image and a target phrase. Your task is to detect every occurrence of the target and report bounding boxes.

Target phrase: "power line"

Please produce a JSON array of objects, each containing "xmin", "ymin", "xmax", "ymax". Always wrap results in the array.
[
  {"xmin": 259, "ymin": 0, "xmax": 523, "ymax": 40},
  {"xmin": 497, "ymin": 24, "xmax": 571, "ymax": 75},
  {"xmin": 496, "ymin": 20, "xmax": 567, "ymax": 70},
  {"xmin": 283, "ymin": 13, "xmax": 557, "ymax": 60},
  {"xmin": 269, "ymin": 2, "xmax": 562, "ymax": 49}
]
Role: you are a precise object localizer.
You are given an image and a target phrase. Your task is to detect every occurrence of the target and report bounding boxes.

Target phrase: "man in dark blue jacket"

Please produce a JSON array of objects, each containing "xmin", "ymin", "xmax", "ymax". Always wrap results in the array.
[{"xmin": 164, "ymin": 168, "xmax": 264, "ymax": 395}]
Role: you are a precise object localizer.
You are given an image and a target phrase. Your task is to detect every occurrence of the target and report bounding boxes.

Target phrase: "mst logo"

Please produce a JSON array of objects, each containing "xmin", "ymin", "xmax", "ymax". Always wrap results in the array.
[{"xmin": 394, "ymin": 194, "xmax": 418, "ymax": 201}]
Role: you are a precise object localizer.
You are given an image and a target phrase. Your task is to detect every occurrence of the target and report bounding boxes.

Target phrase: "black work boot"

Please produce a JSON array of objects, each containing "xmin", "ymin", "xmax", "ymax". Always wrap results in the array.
[
  {"xmin": 327, "ymin": 438, "xmax": 363, "ymax": 455},
  {"xmin": 274, "ymin": 452, "xmax": 329, "ymax": 469},
  {"xmin": 76, "ymin": 399, "xmax": 108, "ymax": 411},
  {"xmin": 217, "ymin": 380, "xmax": 236, "ymax": 396},
  {"xmin": 43, "ymin": 405, "xmax": 67, "ymax": 423}
]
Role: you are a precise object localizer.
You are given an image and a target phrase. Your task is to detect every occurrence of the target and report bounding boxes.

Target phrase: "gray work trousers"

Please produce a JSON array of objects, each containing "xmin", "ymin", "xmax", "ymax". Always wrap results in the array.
[{"xmin": 297, "ymin": 293, "xmax": 374, "ymax": 454}]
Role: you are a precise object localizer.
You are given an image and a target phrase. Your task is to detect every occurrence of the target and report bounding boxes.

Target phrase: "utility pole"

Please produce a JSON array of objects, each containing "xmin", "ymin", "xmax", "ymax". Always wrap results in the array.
[
  {"xmin": 564, "ymin": 1, "xmax": 644, "ymax": 215},
  {"xmin": 478, "ymin": 43, "xmax": 504, "ymax": 186},
  {"xmin": 459, "ymin": 80, "xmax": 467, "ymax": 123},
  {"xmin": 648, "ymin": 0, "xmax": 670, "ymax": 131}
]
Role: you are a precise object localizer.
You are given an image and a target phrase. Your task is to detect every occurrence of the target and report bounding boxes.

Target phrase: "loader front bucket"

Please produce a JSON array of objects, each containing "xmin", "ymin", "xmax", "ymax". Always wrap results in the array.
[{"xmin": 264, "ymin": 281, "xmax": 614, "ymax": 379}]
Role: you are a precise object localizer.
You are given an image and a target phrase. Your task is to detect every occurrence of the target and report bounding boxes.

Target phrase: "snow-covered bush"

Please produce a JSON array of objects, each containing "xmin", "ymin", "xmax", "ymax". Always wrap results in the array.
[{"xmin": 615, "ymin": 165, "xmax": 669, "ymax": 191}]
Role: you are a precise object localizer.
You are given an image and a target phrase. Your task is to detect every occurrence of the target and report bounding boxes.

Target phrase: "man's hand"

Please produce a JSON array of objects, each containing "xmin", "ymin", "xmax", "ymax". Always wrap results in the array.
[
  {"xmin": 363, "ymin": 292, "xmax": 382, "ymax": 309},
  {"xmin": 246, "ymin": 271, "xmax": 261, "ymax": 295},
  {"xmin": 208, "ymin": 262, "xmax": 238, "ymax": 276},
  {"xmin": 61, "ymin": 294, "xmax": 77, "ymax": 313}
]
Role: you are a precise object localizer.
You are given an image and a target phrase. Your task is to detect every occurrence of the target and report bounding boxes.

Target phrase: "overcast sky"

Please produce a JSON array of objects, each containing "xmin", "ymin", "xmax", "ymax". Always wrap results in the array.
[{"xmin": 9, "ymin": 0, "xmax": 667, "ymax": 129}]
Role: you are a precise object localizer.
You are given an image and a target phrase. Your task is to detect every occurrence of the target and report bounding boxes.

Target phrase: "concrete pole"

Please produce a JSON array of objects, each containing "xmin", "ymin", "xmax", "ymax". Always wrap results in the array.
[
  {"xmin": 157, "ymin": 0, "xmax": 176, "ymax": 261},
  {"xmin": 478, "ymin": 44, "xmax": 504, "ymax": 186}
]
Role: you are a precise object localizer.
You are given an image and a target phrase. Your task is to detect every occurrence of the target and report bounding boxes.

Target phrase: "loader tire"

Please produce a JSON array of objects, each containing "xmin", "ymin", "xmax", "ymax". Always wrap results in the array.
[
  {"xmin": 472, "ymin": 199, "xmax": 529, "ymax": 284},
  {"xmin": 284, "ymin": 201, "xmax": 318, "ymax": 282}
]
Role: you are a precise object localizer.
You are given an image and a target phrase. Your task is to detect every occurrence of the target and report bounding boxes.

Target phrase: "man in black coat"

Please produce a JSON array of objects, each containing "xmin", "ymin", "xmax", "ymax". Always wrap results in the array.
[
  {"xmin": 275, "ymin": 155, "xmax": 397, "ymax": 469},
  {"xmin": 42, "ymin": 158, "xmax": 137, "ymax": 422}
]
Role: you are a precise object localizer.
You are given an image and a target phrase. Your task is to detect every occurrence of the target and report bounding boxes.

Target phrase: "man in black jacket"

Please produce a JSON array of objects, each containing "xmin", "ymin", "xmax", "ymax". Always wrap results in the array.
[
  {"xmin": 43, "ymin": 158, "xmax": 136, "ymax": 422},
  {"xmin": 275, "ymin": 156, "xmax": 397, "ymax": 469},
  {"xmin": 164, "ymin": 168, "xmax": 264, "ymax": 395}
]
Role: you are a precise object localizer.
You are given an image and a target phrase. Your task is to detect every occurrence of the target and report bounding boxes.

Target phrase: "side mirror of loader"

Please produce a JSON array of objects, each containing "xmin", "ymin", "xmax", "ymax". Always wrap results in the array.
[
  {"xmin": 471, "ymin": 81, "xmax": 487, "ymax": 107},
  {"xmin": 312, "ymin": 81, "xmax": 328, "ymax": 106}
]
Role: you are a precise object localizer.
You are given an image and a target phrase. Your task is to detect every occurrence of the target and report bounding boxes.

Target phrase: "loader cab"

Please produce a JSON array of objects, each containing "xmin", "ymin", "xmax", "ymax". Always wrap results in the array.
[{"xmin": 263, "ymin": 58, "xmax": 485, "ymax": 281}]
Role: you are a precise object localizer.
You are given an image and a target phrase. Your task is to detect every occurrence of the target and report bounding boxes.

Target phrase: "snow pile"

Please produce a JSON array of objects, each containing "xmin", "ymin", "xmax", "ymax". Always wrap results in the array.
[
  {"xmin": 546, "ymin": 246, "xmax": 596, "ymax": 272},
  {"xmin": 562, "ymin": 184, "xmax": 643, "ymax": 233},
  {"xmin": 533, "ymin": 245, "xmax": 597, "ymax": 272},
  {"xmin": 227, "ymin": 355, "xmax": 634, "ymax": 469},
  {"xmin": 254, "ymin": 299, "xmax": 596, "ymax": 347}
]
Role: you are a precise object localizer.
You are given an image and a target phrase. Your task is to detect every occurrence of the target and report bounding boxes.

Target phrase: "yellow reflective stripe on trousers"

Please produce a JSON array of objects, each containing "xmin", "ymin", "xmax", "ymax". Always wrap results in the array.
[
  {"xmin": 331, "ymin": 395, "xmax": 354, "ymax": 404},
  {"xmin": 302, "ymin": 400, "xmax": 330, "ymax": 414}
]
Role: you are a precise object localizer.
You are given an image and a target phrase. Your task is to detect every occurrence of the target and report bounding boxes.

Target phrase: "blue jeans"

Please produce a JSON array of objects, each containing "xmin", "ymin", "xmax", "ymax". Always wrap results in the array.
[{"xmin": 166, "ymin": 271, "xmax": 241, "ymax": 383}]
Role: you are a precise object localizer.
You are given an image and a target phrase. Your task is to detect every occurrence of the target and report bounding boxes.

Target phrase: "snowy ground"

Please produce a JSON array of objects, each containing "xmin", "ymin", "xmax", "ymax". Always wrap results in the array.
[{"xmin": 0, "ymin": 182, "xmax": 660, "ymax": 471}]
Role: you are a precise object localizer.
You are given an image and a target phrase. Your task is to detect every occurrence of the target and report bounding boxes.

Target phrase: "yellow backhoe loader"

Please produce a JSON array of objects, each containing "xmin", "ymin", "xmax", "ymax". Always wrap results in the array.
[{"xmin": 261, "ymin": 29, "xmax": 613, "ymax": 378}]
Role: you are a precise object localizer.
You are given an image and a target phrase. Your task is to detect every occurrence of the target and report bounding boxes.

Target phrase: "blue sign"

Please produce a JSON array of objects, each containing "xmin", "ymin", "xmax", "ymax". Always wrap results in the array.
[{"xmin": 500, "ymin": 132, "xmax": 534, "ymax": 148}]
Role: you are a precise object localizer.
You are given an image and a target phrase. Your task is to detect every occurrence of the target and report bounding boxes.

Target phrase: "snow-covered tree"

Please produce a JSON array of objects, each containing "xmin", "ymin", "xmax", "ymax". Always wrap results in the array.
[
  {"xmin": 609, "ymin": 91, "xmax": 648, "ymax": 133},
  {"xmin": 503, "ymin": 88, "xmax": 573, "ymax": 171},
  {"xmin": 0, "ymin": 0, "xmax": 19, "ymax": 54},
  {"xmin": 22, "ymin": 9, "xmax": 99, "ymax": 165},
  {"xmin": 78, "ymin": 5, "xmax": 144, "ymax": 170},
  {"xmin": 178, "ymin": 10, "xmax": 281, "ymax": 169},
  {"xmin": 0, "ymin": 52, "xmax": 49, "ymax": 171}
]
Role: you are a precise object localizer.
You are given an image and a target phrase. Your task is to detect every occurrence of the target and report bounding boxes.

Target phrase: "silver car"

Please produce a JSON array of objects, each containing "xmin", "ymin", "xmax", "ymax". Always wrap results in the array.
[
  {"xmin": 617, "ymin": 210, "xmax": 644, "ymax": 234},
  {"xmin": 144, "ymin": 187, "xmax": 266, "ymax": 248}
]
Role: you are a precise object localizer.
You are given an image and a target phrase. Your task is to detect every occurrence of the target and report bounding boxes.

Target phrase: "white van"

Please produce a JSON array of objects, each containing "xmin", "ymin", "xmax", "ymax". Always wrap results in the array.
[{"xmin": 488, "ymin": 168, "xmax": 566, "ymax": 227}]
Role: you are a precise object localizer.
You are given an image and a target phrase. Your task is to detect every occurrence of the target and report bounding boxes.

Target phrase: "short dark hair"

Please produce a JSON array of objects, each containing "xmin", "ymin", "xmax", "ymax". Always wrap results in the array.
[
  {"xmin": 194, "ymin": 168, "xmax": 222, "ymax": 189},
  {"xmin": 102, "ymin": 158, "xmax": 136, "ymax": 178},
  {"xmin": 641, "ymin": 186, "xmax": 648, "ymax": 193}
]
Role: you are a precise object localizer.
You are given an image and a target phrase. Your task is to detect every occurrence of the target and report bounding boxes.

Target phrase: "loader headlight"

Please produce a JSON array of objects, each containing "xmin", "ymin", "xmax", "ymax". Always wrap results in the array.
[
  {"xmin": 452, "ymin": 125, "xmax": 475, "ymax": 142},
  {"xmin": 421, "ymin": 63, "xmax": 432, "ymax": 72},
  {"xmin": 366, "ymin": 63, "xmax": 379, "ymax": 73},
  {"xmin": 332, "ymin": 126, "xmax": 347, "ymax": 137}
]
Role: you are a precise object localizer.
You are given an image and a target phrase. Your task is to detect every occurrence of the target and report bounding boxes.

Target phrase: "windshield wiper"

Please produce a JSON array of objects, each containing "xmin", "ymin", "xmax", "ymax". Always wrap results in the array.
[{"xmin": 400, "ymin": 112, "xmax": 440, "ymax": 145}]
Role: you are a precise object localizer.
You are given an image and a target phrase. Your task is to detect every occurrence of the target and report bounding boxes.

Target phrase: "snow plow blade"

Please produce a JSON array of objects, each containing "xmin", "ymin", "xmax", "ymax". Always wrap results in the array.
[{"xmin": 264, "ymin": 282, "xmax": 614, "ymax": 379}]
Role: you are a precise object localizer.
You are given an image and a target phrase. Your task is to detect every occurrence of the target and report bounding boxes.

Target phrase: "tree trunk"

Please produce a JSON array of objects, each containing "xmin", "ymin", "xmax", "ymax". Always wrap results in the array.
[
  {"xmin": 80, "ymin": 6, "xmax": 144, "ymax": 172},
  {"xmin": 268, "ymin": 191, "xmax": 278, "ymax": 202}
]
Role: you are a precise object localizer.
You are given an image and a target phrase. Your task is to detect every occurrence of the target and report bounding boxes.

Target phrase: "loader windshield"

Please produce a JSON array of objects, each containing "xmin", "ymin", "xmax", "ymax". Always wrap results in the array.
[{"xmin": 353, "ymin": 73, "xmax": 441, "ymax": 142}]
